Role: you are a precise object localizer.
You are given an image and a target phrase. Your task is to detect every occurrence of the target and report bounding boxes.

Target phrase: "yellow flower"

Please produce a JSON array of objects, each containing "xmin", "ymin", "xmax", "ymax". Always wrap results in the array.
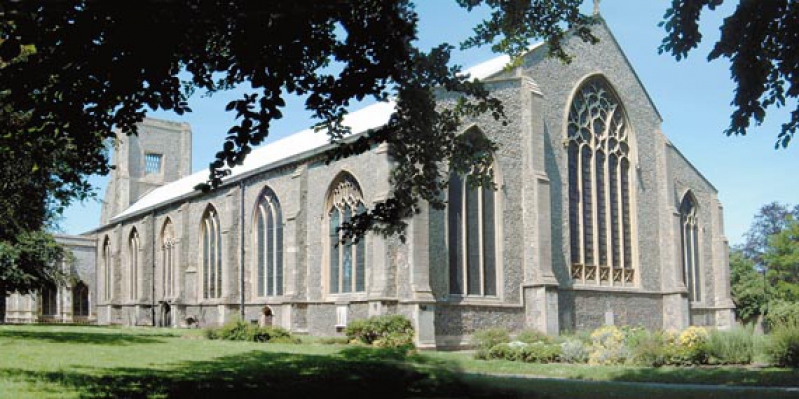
[{"xmin": 678, "ymin": 326, "xmax": 708, "ymax": 349}]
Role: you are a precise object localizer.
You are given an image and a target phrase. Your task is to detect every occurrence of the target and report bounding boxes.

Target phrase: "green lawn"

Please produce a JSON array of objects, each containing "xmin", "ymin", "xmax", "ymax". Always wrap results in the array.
[{"xmin": 0, "ymin": 325, "xmax": 797, "ymax": 398}]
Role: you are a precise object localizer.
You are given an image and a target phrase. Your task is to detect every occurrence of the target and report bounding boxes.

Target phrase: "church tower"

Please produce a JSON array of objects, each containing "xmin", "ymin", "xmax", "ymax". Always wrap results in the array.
[{"xmin": 100, "ymin": 118, "xmax": 192, "ymax": 224}]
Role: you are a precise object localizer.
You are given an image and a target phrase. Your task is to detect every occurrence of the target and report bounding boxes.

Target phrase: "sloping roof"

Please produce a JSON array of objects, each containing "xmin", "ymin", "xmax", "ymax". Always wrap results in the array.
[{"xmin": 111, "ymin": 49, "xmax": 539, "ymax": 223}]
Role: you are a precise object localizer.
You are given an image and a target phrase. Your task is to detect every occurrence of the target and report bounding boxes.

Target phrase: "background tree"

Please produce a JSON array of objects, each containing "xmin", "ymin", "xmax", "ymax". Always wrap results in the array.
[
  {"xmin": 728, "ymin": 248, "xmax": 766, "ymax": 323},
  {"xmin": 740, "ymin": 202, "xmax": 799, "ymax": 267},
  {"xmin": 763, "ymin": 221, "xmax": 799, "ymax": 302},
  {"xmin": 731, "ymin": 202, "xmax": 799, "ymax": 324}
]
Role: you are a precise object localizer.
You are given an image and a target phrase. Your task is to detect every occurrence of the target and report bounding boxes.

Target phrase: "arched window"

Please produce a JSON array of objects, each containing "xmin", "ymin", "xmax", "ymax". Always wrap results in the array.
[
  {"xmin": 41, "ymin": 283, "xmax": 58, "ymax": 317},
  {"xmin": 128, "ymin": 228, "xmax": 140, "ymax": 300},
  {"xmin": 102, "ymin": 237, "xmax": 112, "ymax": 301},
  {"xmin": 162, "ymin": 219, "xmax": 176, "ymax": 299},
  {"xmin": 680, "ymin": 193, "xmax": 701, "ymax": 301},
  {"xmin": 202, "ymin": 207, "xmax": 223, "ymax": 299},
  {"xmin": 256, "ymin": 188, "xmax": 283, "ymax": 297},
  {"xmin": 447, "ymin": 132, "xmax": 498, "ymax": 296},
  {"xmin": 567, "ymin": 76, "xmax": 634, "ymax": 286},
  {"xmin": 72, "ymin": 281, "xmax": 90, "ymax": 317},
  {"xmin": 327, "ymin": 174, "xmax": 366, "ymax": 294}
]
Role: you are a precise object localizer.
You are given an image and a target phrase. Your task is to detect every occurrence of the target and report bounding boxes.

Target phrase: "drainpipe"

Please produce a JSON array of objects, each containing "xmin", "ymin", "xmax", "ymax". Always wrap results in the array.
[
  {"xmin": 151, "ymin": 210, "xmax": 157, "ymax": 327},
  {"xmin": 239, "ymin": 180, "xmax": 246, "ymax": 319}
]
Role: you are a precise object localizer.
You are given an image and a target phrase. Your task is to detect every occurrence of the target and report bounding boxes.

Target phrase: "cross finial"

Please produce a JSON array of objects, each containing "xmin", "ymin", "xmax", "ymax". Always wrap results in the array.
[{"xmin": 593, "ymin": 0, "xmax": 601, "ymax": 16}]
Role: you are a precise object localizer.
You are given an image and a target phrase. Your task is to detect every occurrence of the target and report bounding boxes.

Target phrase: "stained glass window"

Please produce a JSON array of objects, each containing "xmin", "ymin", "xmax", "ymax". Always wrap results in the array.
[
  {"xmin": 567, "ymin": 77, "xmax": 634, "ymax": 285},
  {"xmin": 328, "ymin": 174, "xmax": 366, "ymax": 294},
  {"xmin": 162, "ymin": 219, "xmax": 176, "ymax": 298},
  {"xmin": 128, "ymin": 229, "xmax": 139, "ymax": 300},
  {"xmin": 256, "ymin": 188, "xmax": 283, "ymax": 297},
  {"xmin": 202, "ymin": 208, "xmax": 222, "ymax": 299},
  {"xmin": 103, "ymin": 237, "xmax": 112, "ymax": 301},
  {"xmin": 680, "ymin": 194, "xmax": 701, "ymax": 301},
  {"xmin": 448, "ymin": 131, "xmax": 499, "ymax": 296}
]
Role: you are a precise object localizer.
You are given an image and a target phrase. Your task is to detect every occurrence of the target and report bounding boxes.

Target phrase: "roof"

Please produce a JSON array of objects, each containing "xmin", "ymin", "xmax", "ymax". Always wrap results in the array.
[{"xmin": 110, "ymin": 48, "xmax": 541, "ymax": 223}]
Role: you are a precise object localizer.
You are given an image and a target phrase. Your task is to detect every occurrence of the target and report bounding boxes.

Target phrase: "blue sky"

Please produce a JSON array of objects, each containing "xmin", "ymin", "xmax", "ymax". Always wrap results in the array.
[{"xmin": 60, "ymin": 1, "xmax": 799, "ymax": 245}]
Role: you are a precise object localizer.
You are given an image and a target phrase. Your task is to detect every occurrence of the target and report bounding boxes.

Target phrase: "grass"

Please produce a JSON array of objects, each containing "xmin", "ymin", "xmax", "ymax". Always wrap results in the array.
[{"xmin": 0, "ymin": 325, "xmax": 797, "ymax": 398}]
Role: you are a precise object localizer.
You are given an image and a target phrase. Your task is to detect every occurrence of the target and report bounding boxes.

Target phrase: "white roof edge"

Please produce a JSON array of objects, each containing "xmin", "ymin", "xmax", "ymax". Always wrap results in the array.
[{"xmin": 110, "ymin": 46, "xmax": 546, "ymax": 223}]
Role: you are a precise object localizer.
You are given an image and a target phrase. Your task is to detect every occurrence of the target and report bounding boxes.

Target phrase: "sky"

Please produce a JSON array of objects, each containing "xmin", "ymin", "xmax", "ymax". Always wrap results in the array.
[{"xmin": 60, "ymin": 1, "xmax": 799, "ymax": 245}]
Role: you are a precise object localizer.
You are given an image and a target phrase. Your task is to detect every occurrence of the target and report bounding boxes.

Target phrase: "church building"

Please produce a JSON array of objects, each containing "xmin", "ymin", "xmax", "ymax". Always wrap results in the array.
[{"xmin": 5, "ymin": 21, "xmax": 735, "ymax": 348}]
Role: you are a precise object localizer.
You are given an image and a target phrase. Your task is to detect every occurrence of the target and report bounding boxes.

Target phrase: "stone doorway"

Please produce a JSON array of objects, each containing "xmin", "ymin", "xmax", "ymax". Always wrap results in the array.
[
  {"xmin": 158, "ymin": 301, "xmax": 172, "ymax": 327},
  {"xmin": 259, "ymin": 306, "xmax": 273, "ymax": 327}
]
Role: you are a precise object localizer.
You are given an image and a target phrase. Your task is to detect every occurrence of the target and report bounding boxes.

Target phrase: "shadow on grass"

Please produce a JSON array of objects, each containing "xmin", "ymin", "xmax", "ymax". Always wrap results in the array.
[
  {"xmin": 603, "ymin": 365, "xmax": 799, "ymax": 388},
  {"xmin": 0, "ymin": 347, "xmax": 532, "ymax": 398},
  {"xmin": 0, "ymin": 330, "xmax": 166, "ymax": 345}
]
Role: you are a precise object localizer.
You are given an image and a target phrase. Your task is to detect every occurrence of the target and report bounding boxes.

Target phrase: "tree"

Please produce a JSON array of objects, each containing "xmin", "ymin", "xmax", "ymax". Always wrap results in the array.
[
  {"xmin": 0, "ymin": 231, "xmax": 67, "ymax": 323},
  {"xmin": 763, "ymin": 221, "xmax": 799, "ymax": 302},
  {"xmin": 659, "ymin": 0, "xmax": 799, "ymax": 148},
  {"xmin": 2, "ymin": 1, "xmax": 793, "ymax": 255},
  {"xmin": 740, "ymin": 202, "xmax": 799, "ymax": 267},
  {"xmin": 728, "ymin": 248, "xmax": 765, "ymax": 323},
  {"xmin": 0, "ymin": 0, "xmax": 597, "ymax": 242},
  {"xmin": 732, "ymin": 202, "xmax": 799, "ymax": 324}
]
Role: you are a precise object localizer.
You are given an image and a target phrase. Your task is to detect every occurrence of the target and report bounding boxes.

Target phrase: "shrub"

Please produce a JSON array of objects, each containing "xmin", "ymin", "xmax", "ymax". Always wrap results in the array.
[
  {"xmin": 205, "ymin": 320, "xmax": 299, "ymax": 344},
  {"xmin": 203, "ymin": 326, "xmax": 219, "ymax": 340},
  {"xmin": 345, "ymin": 315, "xmax": 414, "ymax": 349},
  {"xmin": 678, "ymin": 326, "xmax": 709, "ymax": 349},
  {"xmin": 628, "ymin": 331, "xmax": 670, "ymax": 367},
  {"xmin": 767, "ymin": 321, "xmax": 799, "ymax": 367},
  {"xmin": 766, "ymin": 301, "xmax": 799, "ymax": 329},
  {"xmin": 588, "ymin": 326, "xmax": 630, "ymax": 365},
  {"xmin": 559, "ymin": 338, "xmax": 589, "ymax": 363},
  {"xmin": 214, "ymin": 320, "xmax": 253, "ymax": 341},
  {"xmin": 374, "ymin": 331, "xmax": 414, "ymax": 349},
  {"xmin": 471, "ymin": 328, "xmax": 510, "ymax": 359},
  {"xmin": 705, "ymin": 327, "xmax": 755, "ymax": 365},
  {"xmin": 487, "ymin": 341, "xmax": 561, "ymax": 363},
  {"xmin": 516, "ymin": 330, "xmax": 550, "ymax": 344},
  {"xmin": 251, "ymin": 326, "xmax": 298, "ymax": 344},
  {"xmin": 519, "ymin": 342, "xmax": 561, "ymax": 363},
  {"xmin": 487, "ymin": 342, "xmax": 520, "ymax": 361}
]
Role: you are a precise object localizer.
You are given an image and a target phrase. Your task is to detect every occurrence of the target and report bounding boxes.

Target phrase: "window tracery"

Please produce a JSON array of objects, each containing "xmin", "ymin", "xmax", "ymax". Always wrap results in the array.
[
  {"xmin": 328, "ymin": 174, "xmax": 366, "ymax": 294},
  {"xmin": 256, "ymin": 188, "xmax": 283, "ymax": 297},
  {"xmin": 567, "ymin": 77, "xmax": 634, "ymax": 286},
  {"xmin": 162, "ymin": 219, "xmax": 176, "ymax": 299},
  {"xmin": 680, "ymin": 194, "xmax": 701, "ymax": 301},
  {"xmin": 448, "ymin": 131, "xmax": 499, "ymax": 297},
  {"xmin": 202, "ymin": 208, "xmax": 222, "ymax": 299}
]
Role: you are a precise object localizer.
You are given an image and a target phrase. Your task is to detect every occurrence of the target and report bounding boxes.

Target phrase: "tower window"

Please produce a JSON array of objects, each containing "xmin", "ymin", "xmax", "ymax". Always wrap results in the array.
[{"xmin": 145, "ymin": 153, "xmax": 163, "ymax": 174}]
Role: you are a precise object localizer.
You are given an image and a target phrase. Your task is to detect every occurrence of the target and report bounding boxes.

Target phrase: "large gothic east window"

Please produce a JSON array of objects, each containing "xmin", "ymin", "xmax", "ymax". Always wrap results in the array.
[
  {"xmin": 202, "ymin": 207, "xmax": 223, "ymax": 299},
  {"xmin": 680, "ymin": 194, "xmax": 701, "ymax": 301},
  {"xmin": 327, "ymin": 174, "xmax": 366, "ymax": 294},
  {"xmin": 567, "ymin": 77, "xmax": 635, "ymax": 286},
  {"xmin": 256, "ymin": 187, "xmax": 283, "ymax": 297}
]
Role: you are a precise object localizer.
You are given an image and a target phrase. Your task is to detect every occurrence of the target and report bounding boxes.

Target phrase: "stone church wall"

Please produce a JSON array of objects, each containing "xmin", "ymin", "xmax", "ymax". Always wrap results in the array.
[{"xmin": 83, "ymin": 21, "xmax": 734, "ymax": 343}]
